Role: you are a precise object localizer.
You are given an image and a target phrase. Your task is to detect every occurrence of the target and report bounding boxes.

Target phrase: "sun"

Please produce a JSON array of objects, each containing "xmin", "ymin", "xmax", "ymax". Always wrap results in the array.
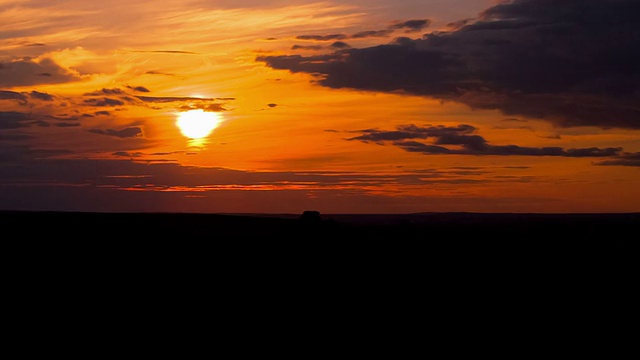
[{"xmin": 176, "ymin": 110, "xmax": 222, "ymax": 139}]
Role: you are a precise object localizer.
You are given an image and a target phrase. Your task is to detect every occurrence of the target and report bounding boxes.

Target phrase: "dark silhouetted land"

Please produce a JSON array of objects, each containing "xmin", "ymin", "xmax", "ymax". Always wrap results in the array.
[
  {"xmin": 2, "ymin": 210, "xmax": 633, "ymax": 284},
  {"xmin": 2, "ymin": 210, "xmax": 637, "ymax": 240}
]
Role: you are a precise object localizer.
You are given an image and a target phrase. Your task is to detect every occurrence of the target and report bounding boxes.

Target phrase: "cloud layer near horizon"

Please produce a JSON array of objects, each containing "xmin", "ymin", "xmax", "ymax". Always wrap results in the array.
[
  {"xmin": 258, "ymin": 0, "xmax": 640, "ymax": 130},
  {"xmin": 347, "ymin": 124, "xmax": 640, "ymax": 165}
]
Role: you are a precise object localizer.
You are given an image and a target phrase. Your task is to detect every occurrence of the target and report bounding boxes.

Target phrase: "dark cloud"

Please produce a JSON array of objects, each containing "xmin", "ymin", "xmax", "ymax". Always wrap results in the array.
[
  {"xmin": 389, "ymin": 19, "xmax": 431, "ymax": 32},
  {"xmin": 0, "ymin": 90, "xmax": 27, "ymax": 103},
  {"xmin": 331, "ymin": 41, "xmax": 350, "ymax": 49},
  {"xmin": 0, "ymin": 156, "xmax": 528, "ymax": 213},
  {"xmin": 0, "ymin": 58, "xmax": 80, "ymax": 87},
  {"xmin": 292, "ymin": 45, "xmax": 323, "ymax": 51},
  {"xmin": 89, "ymin": 127, "xmax": 143, "ymax": 138},
  {"xmin": 48, "ymin": 115, "xmax": 78, "ymax": 121},
  {"xmin": 258, "ymin": 0, "xmax": 640, "ymax": 129},
  {"xmin": 502, "ymin": 118, "xmax": 527, "ymax": 123},
  {"xmin": 0, "ymin": 111, "xmax": 32, "ymax": 129},
  {"xmin": 206, "ymin": 104, "xmax": 228, "ymax": 111},
  {"xmin": 267, "ymin": 103, "xmax": 277, "ymax": 108},
  {"xmin": 137, "ymin": 96, "xmax": 232, "ymax": 111},
  {"xmin": 95, "ymin": 111, "xmax": 111, "ymax": 116},
  {"xmin": 0, "ymin": 133, "xmax": 31, "ymax": 141},
  {"xmin": 113, "ymin": 151, "xmax": 144, "ymax": 157},
  {"xmin": 84, "ymin": 88, "xmax": 125, "ymax": 96},
  {"xmin": 295, "ymin": 19, "xmax": 430, "ymax": 43},
  {"xmin": 0, "ymin": 156, "xmax": 491, "ymax": 191},
  {"xmin": 348, "ymin": 124, "xmax": 623, "ymax": 158},
  {"xmin": 446, "ymin": 18, "xmax": 474, "ymax": 31},
  {"xmin": 136, "ymin": 96, "xmax": 215, "ymax": 103},
  {"xmin": 351, "ymin": 30, "xmax": 394, "ymax": 38},
  {"xmin": 594, "ymin": 152, "xmax": 640, "ymax": 167},
  {"xmin": 145, "ymin": 71, "xmax": 175, "ymax": 76},
  {"xmin": 2, "ymin": 89, "xmax": 58, "ymax": 105},
  {"xmin": 29, "ymin": 91, "xmax": 54, "ymax": 101},
  {"xmin": 126, "ymin": 85, "xmax": 151, "ymax": 92},
  {"xmin": 84, "ymin": 98, "xmax": 125, "ymax": 107},
  {"xmin": 55, "ymin": 122, "xmax": 81, "ymax": 128},
  {"xmin": 296, "ymin": 34, "xmax": 348, "ymax": 41},
  {"xmin": 179, "ymin": 103, "xmax": 227, "ymax": 112}
]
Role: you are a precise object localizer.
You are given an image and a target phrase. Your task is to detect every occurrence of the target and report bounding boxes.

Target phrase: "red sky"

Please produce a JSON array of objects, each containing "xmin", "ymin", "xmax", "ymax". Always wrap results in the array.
[{"xmin": 1, "ymin": 0, "xmax": 639, "ymax": 214}]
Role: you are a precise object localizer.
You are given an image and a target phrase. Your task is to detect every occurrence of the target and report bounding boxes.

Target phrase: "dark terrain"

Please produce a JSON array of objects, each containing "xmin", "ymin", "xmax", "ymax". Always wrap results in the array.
[
  {"xmin": 2, "ymin": 210, "xmax": 633, "ymax": 282},
  {"xmin": 2, "ymin": 210, "xmax": 637, "ymax": 239}
]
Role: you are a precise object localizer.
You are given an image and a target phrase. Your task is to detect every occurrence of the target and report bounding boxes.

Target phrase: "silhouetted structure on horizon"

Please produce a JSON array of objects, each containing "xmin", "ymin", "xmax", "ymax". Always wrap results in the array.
[{"xmin": 299, "ymin": 210, "xmax": 322, "ymax": 223}]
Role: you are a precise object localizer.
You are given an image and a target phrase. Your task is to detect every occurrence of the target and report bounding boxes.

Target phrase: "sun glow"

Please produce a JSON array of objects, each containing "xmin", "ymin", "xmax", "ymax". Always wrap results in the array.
[{"xmin": 176, "ymin": 110, "xmax": 222, "ymax": 139}]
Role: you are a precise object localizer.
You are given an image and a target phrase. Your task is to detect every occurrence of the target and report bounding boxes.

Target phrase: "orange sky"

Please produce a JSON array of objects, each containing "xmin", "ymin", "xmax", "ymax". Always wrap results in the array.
[{"xmin": 1, "ymin": 0, "xmax": 639, "ymax": 214}]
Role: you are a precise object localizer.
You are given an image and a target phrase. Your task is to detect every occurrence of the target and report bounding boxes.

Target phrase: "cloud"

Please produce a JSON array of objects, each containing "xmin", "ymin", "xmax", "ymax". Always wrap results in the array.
[
  {"xmin": 1, "ymin": 90, "xmax": 53, "ymax": 104},
  {"xmin": 145, "ymin": 71, "xmax": 175, "ymax": 76},
  {"xmin": 351, "ymin": 30, "xmax": 393, "ymax": 38},
  {"xmin": 389, "ymin": 19, "xmax": 431, "ymax": 32},
  {"xmin": 296, "ymin": 34, "xmax": 348, "ymax": 41},
  {"xmin": 0, "ymin": 111, "xmax": 33, "ymax": 129},
  {"xmin": 126, "ymin": 85, "xmax": 151, "ymax": 92},
  {"xmin": 89, "ymin": 127, "xmax": 143, "ymax": 138},
  {"xmin": 48, "ymin": 115, "xmax": 79, "ymax": 121},
  {"xmin": 137, "ymin": 96, "xmax": 233, "ymax": 112},
  {"xmin": 29, "ymin": 91, "xmax": 54, "ymax": 101},
  {"xmin": 55, "ymin": 122, "xmax": 81, "ymax": 128},
  {"xmin": 595, "ymin": 152, "xmax": 640, "ymax": 167},
  {"xmin": 130, "ymin": 50, "xmax": 199, "ymax": 54},
  {"xmin": 348, "ymin": 124, "xmax": 623, "ymax": 157},
  {"xmin": 113, "ymin": 151, "xmax": 144, "ymax": 157},
  {"xmin": 179, "ymin": 104, "xmax": 228, "ymax": 112},
  {"xmin": 136, "ymin": 96, "xmax": 216, "ymax": 103},
  {"xmin": 330, "ymin": 41, "xmax": 351, "ymax": 49},
  {"xmin": 0, "ymin": 90, "xmax": 28, "ymax": 104},
  {"xmin": 295, "ymin": 19, "xmax": 430, "ymax": 42},
  {"xmin": 83, "ymin": 97, "xmax": 125, "ymax": 107},
  {"xmin": 0, "ymin": 57, "xmax": 80, "ymax": 87},
  {"xmin": 258, "ymin": 0, "xmax": 640, "ymax": 129},
  {"xmin": 292, "ymin": 42, "xmax": 351, "ymax": 51},
  {"xmin": 0, "ymin": 155, "xmax": 508, "ymax": 194},
  {"xmin": 84, "ymin": 88, "xmax": 126, "ymax": 96},
  {"xmin": 292, "ymin": 45, "xmax": 324, "ymax": 51}
]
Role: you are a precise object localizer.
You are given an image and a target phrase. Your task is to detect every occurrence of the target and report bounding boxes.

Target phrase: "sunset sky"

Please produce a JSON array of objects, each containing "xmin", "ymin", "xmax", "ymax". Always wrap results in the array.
[{"xmin": 1, "ymin": 0, "xmax": 639, "ymax": 214}]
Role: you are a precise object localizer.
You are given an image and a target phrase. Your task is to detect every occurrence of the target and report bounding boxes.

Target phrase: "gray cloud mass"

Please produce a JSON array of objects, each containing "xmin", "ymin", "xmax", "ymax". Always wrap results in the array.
[
  {"xmin": 348, "ymin": 124, "xmax": 624, "ymax": 158},
  {"xmin": 0, "ymin": 58, "xmax": 81, "ymax": 87},
  {"xmin": 258, "ymin": 0, "xmax": 640, "ymax": 129}
]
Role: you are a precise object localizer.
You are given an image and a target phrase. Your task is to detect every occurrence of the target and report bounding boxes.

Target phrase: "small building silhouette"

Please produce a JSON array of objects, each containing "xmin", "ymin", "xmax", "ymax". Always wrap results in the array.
[{"xmin": 299, "ymin": 210, "xmax": 322, "ymax": 223}]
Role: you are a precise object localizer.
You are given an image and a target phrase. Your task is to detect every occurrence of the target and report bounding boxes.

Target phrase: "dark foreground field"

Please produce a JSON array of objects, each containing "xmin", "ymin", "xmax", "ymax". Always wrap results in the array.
[
  {"xmin": 2, "ymin": 210, "xmax": 637, "ymax": 240},
  {"xmin": 2, "ymin": 211, "xmax": 634, "ymax": 286}
]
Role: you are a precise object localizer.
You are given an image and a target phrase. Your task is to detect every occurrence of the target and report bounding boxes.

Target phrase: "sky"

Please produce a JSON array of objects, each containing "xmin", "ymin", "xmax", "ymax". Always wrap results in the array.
[{"xmin": 1, "ymin": 0, "xmax": 639, "ymax": 214}]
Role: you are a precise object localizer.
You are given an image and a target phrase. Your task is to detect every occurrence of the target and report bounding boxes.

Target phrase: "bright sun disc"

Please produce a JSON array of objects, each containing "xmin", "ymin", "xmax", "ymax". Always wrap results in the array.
[{"xmin": 176, "ymin": 110, "xmax": 222, "ymax": 139}]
